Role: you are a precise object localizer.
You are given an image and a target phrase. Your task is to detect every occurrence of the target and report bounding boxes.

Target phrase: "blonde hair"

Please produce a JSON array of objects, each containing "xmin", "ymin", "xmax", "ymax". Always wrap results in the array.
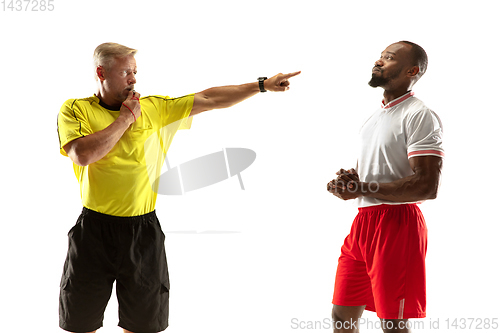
[{"xmin": 93, "ymin": 42, "xmax": 137, "ymax": 79}]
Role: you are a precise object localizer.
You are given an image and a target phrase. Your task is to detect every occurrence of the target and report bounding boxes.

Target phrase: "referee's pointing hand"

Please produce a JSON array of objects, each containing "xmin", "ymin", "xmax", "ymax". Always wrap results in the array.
[{"xmin": 264, "ymin": 71, "xmax": 301, "ymax": 92}]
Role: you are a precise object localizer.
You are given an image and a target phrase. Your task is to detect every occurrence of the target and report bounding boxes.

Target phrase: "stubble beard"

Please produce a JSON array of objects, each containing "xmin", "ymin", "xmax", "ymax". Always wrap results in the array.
[{"xmin": 117, "ymin": 87, "xmax": 133, "ymax": 103}]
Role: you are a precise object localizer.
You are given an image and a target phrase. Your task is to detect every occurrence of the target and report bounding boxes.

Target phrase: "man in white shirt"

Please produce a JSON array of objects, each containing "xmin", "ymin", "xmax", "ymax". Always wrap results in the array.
[{"xmin": 327, "ymin": 41, "xmax": 443, "ymax": 333}]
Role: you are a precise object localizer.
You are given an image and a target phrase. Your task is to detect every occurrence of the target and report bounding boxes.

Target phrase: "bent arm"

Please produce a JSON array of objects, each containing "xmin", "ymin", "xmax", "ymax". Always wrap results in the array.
[
  {"xmin": 329, "ymin": 156, "xmax": 443, "ymax": 202},
  {"xmin": 361, "ymin": 155, "xmax": 443, "ymax": 202},
  {"xmin": 64, "ymin": 115, "xmax": 132, "ymax": 167},
  {"xmin": 63, "ymin": 90, "xmax": 140, "ymax": 166}
]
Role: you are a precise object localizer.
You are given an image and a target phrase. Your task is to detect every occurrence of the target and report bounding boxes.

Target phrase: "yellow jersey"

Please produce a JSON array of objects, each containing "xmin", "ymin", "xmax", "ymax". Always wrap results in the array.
[{"xmin": 57, "ymin": 94, "xmax": 194, "ymax": 216}]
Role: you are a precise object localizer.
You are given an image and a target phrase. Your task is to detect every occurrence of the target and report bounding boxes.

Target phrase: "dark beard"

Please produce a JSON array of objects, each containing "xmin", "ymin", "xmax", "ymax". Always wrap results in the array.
[
  {"xmin": 368, "ymin": 73, "xmax": 389, "ymax": 87},
  {"xmin": 368, "ymin": 66, "xmax": 403, "ymax": 87}
]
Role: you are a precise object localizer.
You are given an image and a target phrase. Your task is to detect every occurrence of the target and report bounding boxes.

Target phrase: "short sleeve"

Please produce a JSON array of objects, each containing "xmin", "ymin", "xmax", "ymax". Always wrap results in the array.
[
  {"xmin": 163, "ymin": 94, "xmax": 195, "ymax": 129},
  {"xmin": 57, "ymin": 99, "xmax": 93, "ymax": 156},
  {"xmin": 406, "ymin": 108, "xmax": 444, "ymax": 159}
]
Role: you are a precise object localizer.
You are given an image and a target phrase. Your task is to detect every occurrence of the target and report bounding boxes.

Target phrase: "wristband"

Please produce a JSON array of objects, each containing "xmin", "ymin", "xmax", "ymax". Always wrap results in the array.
[
  {"xmin": 258, "ymin": 77, "xmax": 267, "ymax": 92},
  {"xmin": 122, "ymin": 103, "xmax": 136, "ymax": 122}
]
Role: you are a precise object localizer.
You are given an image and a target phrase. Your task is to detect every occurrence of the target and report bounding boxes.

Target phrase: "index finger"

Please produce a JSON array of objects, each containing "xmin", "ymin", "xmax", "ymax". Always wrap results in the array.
[{"xmin": 282, "ymin": 71, "xmax": 301, "ymax": 79}]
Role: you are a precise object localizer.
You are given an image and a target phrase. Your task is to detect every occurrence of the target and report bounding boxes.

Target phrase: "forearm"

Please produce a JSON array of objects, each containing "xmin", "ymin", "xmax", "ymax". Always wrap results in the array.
[
  {"xmin": 360, "ymin": 173, "xmax": 438, "ymax": 202},
  {"xmin": 66, "ymin": 115, "xmax": 132, "ymax": 166},
  {"xmin": 197, "ymin": 82, "xmax": 260, "ymax": 111},
  {"xmin": 330, "ymin": 157, "xmax": 442, "ymax": 202},
  {"xmin": 191, "ymin": 72, "xmax": 300, "ymax": 116}
]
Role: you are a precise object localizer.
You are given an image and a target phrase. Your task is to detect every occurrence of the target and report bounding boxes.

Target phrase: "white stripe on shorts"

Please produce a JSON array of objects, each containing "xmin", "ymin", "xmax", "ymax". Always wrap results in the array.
[{"xmin": 398, "ymin": 298, "xmax": 405, "ymax": 319}]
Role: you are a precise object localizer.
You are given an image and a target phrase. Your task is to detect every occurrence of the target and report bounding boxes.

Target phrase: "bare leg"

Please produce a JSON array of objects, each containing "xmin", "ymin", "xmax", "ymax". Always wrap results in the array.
[
  {"xmin": 332, "ymin": 305, "xmax": 365, "ymax": 333},
  {"xmin": 380, "ymin": 319, "xmax": 411, "ymax": 333}
]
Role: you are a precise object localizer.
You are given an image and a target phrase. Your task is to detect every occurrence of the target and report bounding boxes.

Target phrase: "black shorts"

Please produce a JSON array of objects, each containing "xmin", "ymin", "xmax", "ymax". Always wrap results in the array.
[{"xmin": 59, "ymin": 208, "xmax": 170, "ymax": 333}]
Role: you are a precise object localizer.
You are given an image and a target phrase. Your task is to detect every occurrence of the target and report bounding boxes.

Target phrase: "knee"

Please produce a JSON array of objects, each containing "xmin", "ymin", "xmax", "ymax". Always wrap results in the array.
[
  {"xmin": 332, "ymin": 305, "xmax": 358, "ymax": 333},
  {"xmin": 331, "ymin": 306, "xmax": 344, "ymax": 322},
  {"xmin": 331, "ymin": 305, "xmax": 361, "ymax": 333},
  {"xmin": 331, "ymin": 304, "xmax": 364, "ymax": 322}
]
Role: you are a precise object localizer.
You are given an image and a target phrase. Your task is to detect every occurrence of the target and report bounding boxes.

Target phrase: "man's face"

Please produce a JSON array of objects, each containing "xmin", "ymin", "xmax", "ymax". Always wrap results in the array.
[
  {"xmin": 100, "ymin": 54, "xmax": 137, "ymax": 103},
  {"xmin": 368, "ymin": 43, "xmax": 412, "ymax": 89}
]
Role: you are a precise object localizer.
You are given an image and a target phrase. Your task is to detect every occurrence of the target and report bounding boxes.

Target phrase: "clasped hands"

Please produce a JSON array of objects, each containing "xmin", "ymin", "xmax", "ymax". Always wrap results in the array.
[{"xmin": 327, "ymin": 168, "xmax": 363, "ymax": 201}]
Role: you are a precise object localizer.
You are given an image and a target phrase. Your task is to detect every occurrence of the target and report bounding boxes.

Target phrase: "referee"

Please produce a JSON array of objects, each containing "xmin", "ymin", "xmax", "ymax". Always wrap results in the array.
[{"xmin": 57, "ymin": 42, "xmax": 300, "ymax": 333}]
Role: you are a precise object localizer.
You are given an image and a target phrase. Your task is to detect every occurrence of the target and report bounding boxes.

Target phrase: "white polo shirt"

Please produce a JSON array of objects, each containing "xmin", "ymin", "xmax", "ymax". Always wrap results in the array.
[{"xmin": 357, "ymin": 91, "xmax": 444, "ymax": 208}]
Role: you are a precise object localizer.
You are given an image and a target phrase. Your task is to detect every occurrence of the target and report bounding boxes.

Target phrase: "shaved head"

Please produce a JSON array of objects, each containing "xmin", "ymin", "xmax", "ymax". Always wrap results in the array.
[{"xmin": 399, "ymin": 41, "xmax": 428, "ymax": 81}]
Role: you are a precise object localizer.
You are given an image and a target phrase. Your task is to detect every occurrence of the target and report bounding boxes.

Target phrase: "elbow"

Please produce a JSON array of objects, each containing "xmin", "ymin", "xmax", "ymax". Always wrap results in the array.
[
  {"xmin": 414, "ymin": 170, "xmax": 441, "ymax": 201},
  {"xmin": 73, "ymin": 156, "xmax": 90, "ymax": 167},
  {"xmin": 67, "ymin": 143, "xmax": 91, "ymax": 167},
  {"xmin": 429, "ymin": 185, "xmax": 440, "ymax": 200},
  {"xmin": 427, "ymin": 190, "xmax": 438, "ymax": 200},
  {"xmin": 421, "ymin": 182, "xmax": 439, "ymax": 200},
  {"xmin": 69, "ymin": 152, "xmax": 90, "ymax": 167}
]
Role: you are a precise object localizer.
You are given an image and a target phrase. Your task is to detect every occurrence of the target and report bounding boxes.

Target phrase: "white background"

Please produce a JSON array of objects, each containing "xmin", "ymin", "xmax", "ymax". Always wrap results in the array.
[{"xmin": 1, "ymin": 0, "xmax": 499, "ymax": 332}]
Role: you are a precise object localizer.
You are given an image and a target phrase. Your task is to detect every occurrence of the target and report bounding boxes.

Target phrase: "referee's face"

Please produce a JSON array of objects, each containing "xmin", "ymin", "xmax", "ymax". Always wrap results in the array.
[{"xmin": 104, "ymin": 55, "xmax": 138, "ymax": 104}]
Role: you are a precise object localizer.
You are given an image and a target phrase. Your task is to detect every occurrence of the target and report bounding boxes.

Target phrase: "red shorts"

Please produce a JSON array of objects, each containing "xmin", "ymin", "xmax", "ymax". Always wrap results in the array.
[{"xmin": 332, "ymin": 204, "xmax": 427, "ymax": 319}]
